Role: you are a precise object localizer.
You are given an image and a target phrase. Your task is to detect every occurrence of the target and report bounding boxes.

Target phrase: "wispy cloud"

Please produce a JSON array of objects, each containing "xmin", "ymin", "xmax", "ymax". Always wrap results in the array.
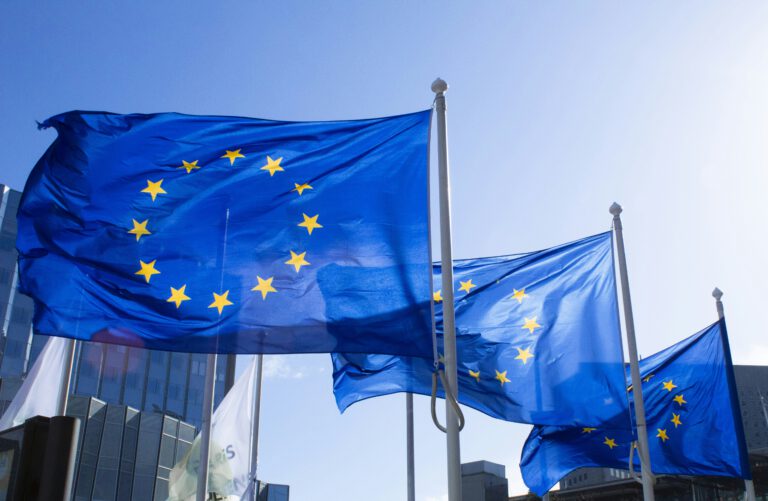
[{"xmin": 262, "ymin": 355, "xmax": 304, "ymax": 380}]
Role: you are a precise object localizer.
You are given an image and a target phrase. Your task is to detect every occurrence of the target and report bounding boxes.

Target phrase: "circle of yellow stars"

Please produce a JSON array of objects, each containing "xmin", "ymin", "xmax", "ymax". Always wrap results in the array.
[{"xmin": 128, "ymin": 149, "xmax": 322, "ymax": 316}]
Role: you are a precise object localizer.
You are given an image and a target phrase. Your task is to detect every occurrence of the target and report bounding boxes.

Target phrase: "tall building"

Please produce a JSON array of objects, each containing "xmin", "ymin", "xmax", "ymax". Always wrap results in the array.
[
  {"xmin": 0, "ymin": 184, "xmax": 236, "ymax": 429},
  {"xmin": 462, "ymin": 461, "xmax": 508, "ymax": 501}
]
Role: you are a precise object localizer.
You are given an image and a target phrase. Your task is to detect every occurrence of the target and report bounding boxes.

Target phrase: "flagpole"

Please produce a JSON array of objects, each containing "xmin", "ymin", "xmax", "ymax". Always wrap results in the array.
[
  {"xmin": 247, "ymin": 354, "xmax": 264, "ymax": 501},
  {"xmin": 432, "ymin": 77, "xmax": 462, "ymax": 501},
  {"xmin": 56, "ymin": 339, "xmax": 77, "ymax": 416},
  {"xmin": 406, "ymin": 392, "xmax": 415, "ymax": 501},
  {"xmin": 609, "ymin": 203, "xmax": 655, "ymax": 501},
  {"xmin": 712, "ymin": 288, "xmax": 756, "ymax": 501},
  {"xmin": 196, "ymin": 353, "xmax": 217, "ymax": 501}
]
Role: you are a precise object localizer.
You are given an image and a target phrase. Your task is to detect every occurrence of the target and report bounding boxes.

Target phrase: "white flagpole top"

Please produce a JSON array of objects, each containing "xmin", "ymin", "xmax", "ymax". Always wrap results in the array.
[
  {"xmin": 431, "ymin": 78, "xmax": 448, "ymax": 94},
  {"xmin": 712, "ymin": 287, "xmax": 723, "ymax": 300},
  {"xmin": 609, "ymin": 202, "xmax": 623, "ymax": 216}
]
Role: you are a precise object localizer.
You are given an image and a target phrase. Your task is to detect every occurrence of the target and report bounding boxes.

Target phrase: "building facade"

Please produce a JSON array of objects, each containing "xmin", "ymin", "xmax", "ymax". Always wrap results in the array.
[{"xmin": 0, "ymin": 183, "xmax": 236, "ymax": 429}]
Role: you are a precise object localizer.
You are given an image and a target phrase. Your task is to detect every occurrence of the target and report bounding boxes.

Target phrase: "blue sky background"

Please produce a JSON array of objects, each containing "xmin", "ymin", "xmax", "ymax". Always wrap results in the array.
[{"xmin": 2, "ymin": 2, "xmax": 767, "ymax": 499}]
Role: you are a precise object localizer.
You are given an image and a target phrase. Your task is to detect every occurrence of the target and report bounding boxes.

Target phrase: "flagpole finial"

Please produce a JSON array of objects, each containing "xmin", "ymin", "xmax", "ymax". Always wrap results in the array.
[
  {"xmin": 712, "ymin": 287, "xmax": 723, "ymax": 301},
  {"xmin": 432, "ymin": 78, "xmax": 448, "ymax": 94},
  {"xmin": 609, "ymin": 202, "xmax": 623, "ymax": 216}
]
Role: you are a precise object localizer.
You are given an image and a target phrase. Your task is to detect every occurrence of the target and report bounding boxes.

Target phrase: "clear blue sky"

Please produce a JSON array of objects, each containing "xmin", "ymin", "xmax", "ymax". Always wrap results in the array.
[{"xmin": 2, "ymin": 2, "xmax": 767, "ymax": 499}]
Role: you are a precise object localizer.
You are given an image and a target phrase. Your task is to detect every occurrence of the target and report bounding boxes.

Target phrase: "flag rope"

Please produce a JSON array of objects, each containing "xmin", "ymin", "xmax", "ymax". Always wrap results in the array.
[{"xmin": 430, "ymin": 369, "xmax": 465, "ymax": 433}]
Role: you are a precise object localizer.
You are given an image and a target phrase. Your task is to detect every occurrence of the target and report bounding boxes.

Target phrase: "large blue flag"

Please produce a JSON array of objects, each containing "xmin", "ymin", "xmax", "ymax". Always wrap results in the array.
[
  {"xmin": 17, "ymin": 110, "xmax": 433, "ymax": 355},
  {"xmin": 333, "ymin": 232, "xmax": 629, "ymax": 426},
  {"xmin": 520, "ymin": 320, "xmax": 752, "ymax": 496}
]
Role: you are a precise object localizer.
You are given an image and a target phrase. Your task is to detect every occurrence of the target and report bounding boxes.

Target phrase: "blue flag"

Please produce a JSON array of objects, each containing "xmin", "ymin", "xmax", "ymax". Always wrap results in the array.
[
  {"xmin": 333, "ymin": 232, "xmax": 628, "ymax": 426},
  {"xmin": 520, "ymin": 320, "xmax": 752, "ymax": 496},
  {"xmin": 17, "ymin": 110, "xmax": 433, "ymax": 355}
]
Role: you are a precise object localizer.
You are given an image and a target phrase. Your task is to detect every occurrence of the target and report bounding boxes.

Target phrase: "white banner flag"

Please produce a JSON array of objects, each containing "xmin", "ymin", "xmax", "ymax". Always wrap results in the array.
[
  {"xmin": 168, "ymin": 356, "xmax": 258, "ymax": 501},
  {"xmin": 0, "ymin": 336, "xmax": 70, "ymax": 430}
]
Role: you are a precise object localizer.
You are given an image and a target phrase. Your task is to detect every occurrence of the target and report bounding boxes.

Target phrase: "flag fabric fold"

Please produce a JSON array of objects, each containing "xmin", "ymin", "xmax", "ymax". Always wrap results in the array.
[
  {"xmin": 520, "ymin": 320, "xmax": 752, "ymax": 496},
  {"xmin": 333, "ymin": 232, "xmax": 628, "ymax": 426},
  {"xmin": 0, "ymin": 336, "xmax": 70, "ymax": 430},
  {"xmin": 17, "ymin": 110, "xmax": 433, "ymax": 355}
]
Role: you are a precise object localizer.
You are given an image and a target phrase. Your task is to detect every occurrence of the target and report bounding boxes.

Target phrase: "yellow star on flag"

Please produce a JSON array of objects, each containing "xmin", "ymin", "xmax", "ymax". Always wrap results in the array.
[
  {"xmin": 260, "ymin": 155, "xmax": 284, "ymax": 176},
  {"xmin": 128, "ymin": 219, "xmax": 151, "ymax": 241},
  {"xmin": 673, "ymin": 394, "xmax": 687, "ymax": 406},
  {"xmin": 522, "ymin": 316, "xmax": 541, "ymax": 334},
  {"xmin": 251, "ymin": 276, "xmax": 277, "ymax": 300},
  {"xmin": 221, "ymin": 149, "xmax": 245, "ymax": 165},
  {"xmin": 141, "ymin": 179, "xmax": 166, "ymax": 201},
  {"xmin": 643, "ymin": 374, "xmax": 655, "ymax": 383},
  {"xmin": 433, "ymin": 290, "xmax": 443, "ymax": 303},
  {"xmin": 458, "ymin": 279, "xmax": 476, "ymax": 293},
  {"xmin": 469, "ymin": 369, "xmax": 480, "ymax": 383},
  {"xmin": 293, "ymin": 182, "xmax": 313, "ymax": 196},
  {"xmin": 515, "ymin": 346, "xmax": 534, "ymax": 364},
  {"xmin": 662, "ymin": 380, "xmax": 677, "ymax": 392},
  {"xmin": 495, "ymin": 370, "xmax": 511, "ymax": 386},
  {"xmin": 285, "ymin": 251, "xmax": 310, "ymax": 273},
  {"xmin": 298, "ymin": 214, "xmax": 323, "ymax": 235},
  {"xmin": 135, "ymin": 260, "xmax": 160, "ymax": 283},
  {"xmin": 656, "ymin": 428, "xmax": 669, "ymax": 442},
  {"xmin": 512, "ymin": 288, "xmax": 527, "ymax": 303},
  {"xmin": 582, "ymin": 427, "xmax": 597, "ymax": 433},
  {"xmin": 671, "ymin": 413, "xmax": 682, "ymax": 428},
  {"xmin": 167, "ymin": 285, "xmax": 190, "ymax": 308},
  {"xmin": 603, "ymin": 437, "xmax": 617, "ymax": 449},
  {"xmin": 179, "ymin": 160, "xmax": 200, "ymax": 174},
  {"xmin": 208, "ymin": 290, "xmax": 233, "ymax": 315}
]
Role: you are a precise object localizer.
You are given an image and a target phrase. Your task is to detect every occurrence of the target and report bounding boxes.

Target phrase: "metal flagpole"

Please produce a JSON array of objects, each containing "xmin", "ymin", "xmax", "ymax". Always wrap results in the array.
[
  {"xmin": 406, "ymin": 392, "xmax": 415, "ymax": 501},
  {"xmin": 712, "ymin": 288, "xmax": 756, "ymax": 501},
  {"xmin": 432, "ymin": 78, "xmax": 462, "ymax": 501},
  {"xmin": 247, "ymin": 354, "xmax": 264, "ymax": 501},
  {"xmin": 609, "ymin": 203, "xmax": 655, "ymax": 501},
  {"xmin": 56, "ymin": 339, "xmax": 77, "ymax": 416},
  {"xmin": 196, "ymin": 354, "xmax": 217, "ymax": 501}
]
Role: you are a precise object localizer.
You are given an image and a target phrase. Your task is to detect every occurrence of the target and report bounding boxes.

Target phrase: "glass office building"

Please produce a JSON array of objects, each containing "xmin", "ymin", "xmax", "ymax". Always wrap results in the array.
[{"xmin": 0, "ymin": 184, "xmax": 235, "ymax": 428}]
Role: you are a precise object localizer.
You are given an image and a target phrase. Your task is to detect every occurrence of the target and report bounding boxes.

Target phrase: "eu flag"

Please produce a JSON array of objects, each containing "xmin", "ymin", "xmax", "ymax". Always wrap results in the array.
[
  {"xmin": 520, "ymin": 320, "xmax": 752, "ymax": 496},
  {"xmin": 17, "ymin": 110, "xmax": 433, "ymax": 355},
  {"xmin": 333, "ymin": 232, "xmax": 628, "ymax": 426}
]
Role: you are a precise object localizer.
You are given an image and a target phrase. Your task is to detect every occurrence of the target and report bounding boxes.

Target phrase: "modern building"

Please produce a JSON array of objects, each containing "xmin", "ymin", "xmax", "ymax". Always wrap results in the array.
[
  {"xmin": 256, "ymin": 482, "xmax": 290, "ymax": 501},
  {"xmin": 0, "ymin": 183, "xmax": 236, "ymax": 429},
  {"xmin": 65, "ymin": 394, "xmax": 196, "ymax": 501},
  {"xmin": 462, "ymin": 460, "xmax": 509, "ymax": 501}
]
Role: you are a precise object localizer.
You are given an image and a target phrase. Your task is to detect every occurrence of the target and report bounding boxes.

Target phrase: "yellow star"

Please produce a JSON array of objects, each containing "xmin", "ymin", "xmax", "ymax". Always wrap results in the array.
[
  {"xmin": 458, "ymin": 279, "xmax": 476, "ymax": 294},
  {"xmin": 603, "ymin": 437, "xmax": 617, "ymax": 449},
  {"xmin": 522, "ymin": 317, "xmax": 541, "ymax": 334},
  {"xmin": 495, "ymin": 370, "xmax": 511, "ymax": 386},
  {"xmin": 656, "ymin": 428, "xmax": 669, "ymax": 442},
  {"xmin": 135, "ymin": 260, "xmax": 160, "ymax": 283},
  {"xmin": 469, "ymin": 369, "xmax": 480, "ymax": 383},
  {"xmin": 221, "ymin": 149, "xmax": 245, "ymax": 165},
  {"xmin": 673, "ymin": 394, "xmax": 687, "ymax": 406},
  {"xmin": 167, "ymin": 285, "xmax": 190, "ymax": 308},
  {"xmin": 643, "ymin": 374, "xmax": 655, "ymax": 383},
  {"xmin": 141, "ymin": 179, "xmax": 166, "ymax": 201},
  {"xmin": 671, "ymin": 413, "xmax": 682, "ymax": 428},
  {"xmin": 179, "ymin": 160, "xmax": 200, "ymax": 174},
  {"xmin": 627, "ymin": 385, "xmax": 633, "ymax": 393},
  {"xmin": 662, "ymin": 380, "xmax": 677, "ymax": 392},
  {"xmin": 293, "ymin": 182, "xmax": 313, "ymax": 196},
  {"xmin": 251, "ymin": 276, "xmax": 277, "ymax": 300},
  {"xmin": 582, "ymin": 427, "xmax": 597, "ymax": 434},
  {"xmin": 512, "ymin": 288, "xmax": 528, "ymax": 303},
  {"xmin": 208, "ymin": 290, "xmax": 233, "ymax": 315},
  {"xmin": 515, "ymin": 346, "xmax": 534, "ymax": 364},
  {"xmin": 433, "ymin": 290, "xmax": 443, "ymax": 303},
  {"xmin": 285, "ymin": 250, "xmax": 310, "ymax": 273},
  {"xmin": 260, "ymin": 155, "xmax": 284, "ymax": 176},
  {"xmin": 438, "ymin": 353, "xmax": 445, "ymax": 364},
  {"xmin": 298, "ymin": 213, "xmax": 323, "ymax": 235},
  {"xmin": 128, "ymin": 219, "xmax": 151, "ymax": 241}
]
